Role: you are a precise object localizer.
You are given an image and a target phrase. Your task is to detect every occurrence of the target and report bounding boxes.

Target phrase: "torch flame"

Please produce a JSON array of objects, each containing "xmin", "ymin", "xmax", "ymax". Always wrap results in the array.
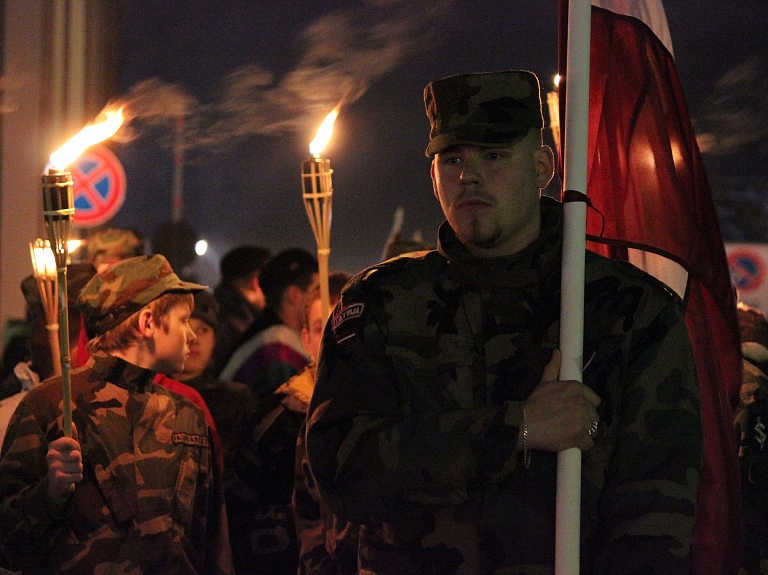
[
  {"xmin": 309, "ymin": 108, "xmax": 339, "ymax": 158},
  {"xmin": 49, "ymin": 107, "xmax": 124, "ymax": 171}
]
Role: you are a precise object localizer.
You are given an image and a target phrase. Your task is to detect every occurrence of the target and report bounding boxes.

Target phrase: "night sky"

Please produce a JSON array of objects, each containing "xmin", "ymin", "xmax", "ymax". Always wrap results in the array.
[{"xmin": 110, "ymin": 0, "xmax": 768, "ymax": 285}]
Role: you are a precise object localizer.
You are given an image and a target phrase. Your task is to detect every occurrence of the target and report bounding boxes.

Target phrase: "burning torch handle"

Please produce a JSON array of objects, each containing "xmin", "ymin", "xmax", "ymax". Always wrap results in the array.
[
  {"xmin": 57, "ymin": 266, "xmax": 72, "ymax": 437},
  {"xmin": 47, "ymin": 325, "xmax": 63, "ymax": 378}
]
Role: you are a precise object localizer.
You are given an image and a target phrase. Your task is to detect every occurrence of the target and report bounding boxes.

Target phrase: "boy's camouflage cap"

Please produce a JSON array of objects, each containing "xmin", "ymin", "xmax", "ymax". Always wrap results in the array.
[
  {"xmin": 424, "ymin": 70, "xmax": 544, "ymax": 156},
  {"xmin": 78, "ymin": 254, "xmax": 206, "ymax": 336}
]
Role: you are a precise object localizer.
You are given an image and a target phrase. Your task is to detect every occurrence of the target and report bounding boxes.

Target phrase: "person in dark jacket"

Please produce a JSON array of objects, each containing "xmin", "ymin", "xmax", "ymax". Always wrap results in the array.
[
  {"xmin": 225, "ymin": 271, "xmax": 351, "ymax": 575},
  {"xmin": 219, "ymin": 248, "xmax": 318, "ymax": 399},
  {"xmin": 212, "ymin": 245, "xmax": 271, "ymax": 375}
]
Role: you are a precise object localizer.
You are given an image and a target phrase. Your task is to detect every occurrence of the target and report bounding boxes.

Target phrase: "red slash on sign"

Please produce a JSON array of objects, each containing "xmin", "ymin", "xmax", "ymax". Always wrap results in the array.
[
  {"xmin": 71, "ymin": 145, "xmax": 127, "ymax": 228},
  {"xmin": 728, "ymin": 248, "xmax": 766, "ymax": 294}
]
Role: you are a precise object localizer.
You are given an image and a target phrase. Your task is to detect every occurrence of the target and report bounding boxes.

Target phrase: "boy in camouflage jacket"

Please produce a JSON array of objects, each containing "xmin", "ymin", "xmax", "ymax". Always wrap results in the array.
[{"xmin": 0, "ymin": 254, "xmax": 234, "ymax": 575}]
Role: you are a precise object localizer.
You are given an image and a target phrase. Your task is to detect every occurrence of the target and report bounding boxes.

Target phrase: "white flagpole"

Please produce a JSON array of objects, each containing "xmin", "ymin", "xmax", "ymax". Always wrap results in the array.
[{"xmin": 556, "ymin": 0, "xmax": 591, "ymax": 573}]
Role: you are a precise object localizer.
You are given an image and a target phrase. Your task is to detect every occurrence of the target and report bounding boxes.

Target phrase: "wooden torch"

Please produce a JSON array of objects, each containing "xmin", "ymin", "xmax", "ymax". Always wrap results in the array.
[
  {"xmin": 302, "ymin": 109, "xmax": 338, "ymax": 320},
  {"xmin": 44, "ymin": 106, "xmax": 124, "ymax": 437},
  {"xmin": 29, "ymin": 239, "xmax": 62, "ymax": 377},
  {"xmin": 42, "ymin": 170, "xmax": 74, "ymax": 436}
]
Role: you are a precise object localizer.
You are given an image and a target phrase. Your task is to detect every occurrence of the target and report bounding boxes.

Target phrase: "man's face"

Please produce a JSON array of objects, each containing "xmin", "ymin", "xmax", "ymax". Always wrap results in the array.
[
  {"xmin": 431, "ymin": 136, "xmax": 553, "ymax": 258},
  {"xmin": 173, "ymin": 317, "xmax": 215, "ymax": 381},
  {"xmin": 151, "ymin": 302, "xmax": 196, "ymax": 374}
]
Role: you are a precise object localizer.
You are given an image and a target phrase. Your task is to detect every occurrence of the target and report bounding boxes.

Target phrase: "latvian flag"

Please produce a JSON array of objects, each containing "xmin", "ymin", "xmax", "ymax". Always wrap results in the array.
[{"xmin": 559, "ymin": 1, "xmax": 743, "ymax": 574}]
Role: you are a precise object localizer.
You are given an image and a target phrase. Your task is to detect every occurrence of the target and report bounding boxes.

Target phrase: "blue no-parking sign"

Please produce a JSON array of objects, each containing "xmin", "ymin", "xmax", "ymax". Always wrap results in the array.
[
  {"xmin": 726, "ymin": 243, "xmax": 768, "ymax": 313},
  {"xmin": 71, "ymin": 145, "xmax": 126, "ymax": 228}
]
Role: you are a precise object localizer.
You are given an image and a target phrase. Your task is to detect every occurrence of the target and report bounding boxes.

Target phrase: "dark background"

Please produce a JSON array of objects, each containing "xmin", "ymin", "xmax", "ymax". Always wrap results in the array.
[{"xmin": 109, "ymin": 0, "xmax": 768, "ymax": 284}]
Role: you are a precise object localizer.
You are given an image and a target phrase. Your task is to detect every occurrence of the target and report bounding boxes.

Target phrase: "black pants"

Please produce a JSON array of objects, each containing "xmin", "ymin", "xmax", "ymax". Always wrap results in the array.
[{"xmin": 743, "ymin": 481, "xmax": 768, "ymax": 574}]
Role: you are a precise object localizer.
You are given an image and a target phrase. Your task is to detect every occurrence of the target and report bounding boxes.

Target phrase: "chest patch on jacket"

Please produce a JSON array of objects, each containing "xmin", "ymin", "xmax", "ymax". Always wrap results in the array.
[{"xmin": 172, "ymin": 432, "xmax": 209, "ymax": 447}]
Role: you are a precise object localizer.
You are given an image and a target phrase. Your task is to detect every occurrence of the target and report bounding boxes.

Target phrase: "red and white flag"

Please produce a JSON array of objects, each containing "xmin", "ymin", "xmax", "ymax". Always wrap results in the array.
[{"xmin": 559, "ymin": 1, "xmax": 743, "ymax": 573}]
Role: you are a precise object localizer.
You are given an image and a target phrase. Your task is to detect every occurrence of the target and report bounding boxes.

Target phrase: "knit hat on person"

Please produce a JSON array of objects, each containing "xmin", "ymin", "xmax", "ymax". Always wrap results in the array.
[
  {"xmin": 423, "ymin": 70, "xmax": 544, "ymax": 156},
  {"xmin": 219, "ymin": 245, "xmax": 271, "ymax": 282},
  {"xmin": 78, "ymin": 254, "xmax": 206, "ymax": 336},
  {"xmin": 258, "ymin": 248, "xmax": 318, "ymax": 311},
  {"xmin": 191, "ymin": 290, "xmax": 220, "ymax": 332}
]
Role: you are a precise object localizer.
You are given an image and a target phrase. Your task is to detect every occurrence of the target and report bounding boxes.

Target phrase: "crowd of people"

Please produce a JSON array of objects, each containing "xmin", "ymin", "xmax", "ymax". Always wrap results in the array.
[{"xmin": 0, "ymin": 69, "xmax": 754, "ymax": 574}]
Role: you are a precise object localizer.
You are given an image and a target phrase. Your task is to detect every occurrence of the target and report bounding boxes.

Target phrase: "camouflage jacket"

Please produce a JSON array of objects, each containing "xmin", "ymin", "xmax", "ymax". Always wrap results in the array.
[
  {"xmin": 0, "ymin": 355, "xmax": 234, "ymax": 575},
  {"xmin": 287, "ymin": 367, "xmax": 360, "ymax": 575},
  {"xmin": 306, "ymin": 198, "xmax": 701, "ymax": 575}
]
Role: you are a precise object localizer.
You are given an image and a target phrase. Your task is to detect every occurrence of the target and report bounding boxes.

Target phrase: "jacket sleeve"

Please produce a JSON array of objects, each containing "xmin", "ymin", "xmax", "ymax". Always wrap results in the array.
[
  {"xmin": 305, "ymin": 286, "xmax": 521, "ymax": 526},
  {"xmin": 0, "ymin": 400, "xmax": 70, "ymax": 570},
  {"xmin": 293, "ymin": 416, "xmax": 335, "ymax": 575},
  {"xmin": 587, "ymin": 294, "xmax": 702, "ymax": 575}
]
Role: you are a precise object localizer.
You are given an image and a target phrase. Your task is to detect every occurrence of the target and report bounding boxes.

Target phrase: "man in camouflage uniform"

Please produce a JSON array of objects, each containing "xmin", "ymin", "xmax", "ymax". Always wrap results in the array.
[
  {"xmin": 305, "ymin": 71, "xmax": 701, "ymax": 574},
  {"xmin": 0, "ymin": 254, "xmax": 234, "ymax": 574}
]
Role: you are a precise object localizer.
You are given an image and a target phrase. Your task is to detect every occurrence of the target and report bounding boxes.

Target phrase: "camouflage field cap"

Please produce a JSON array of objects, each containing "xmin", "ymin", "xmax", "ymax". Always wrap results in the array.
[
  {"xmin": 424, "ymin": 70, "xmax": 544, "ymax": 156},
  {"xmin": 87, "ymin": 227, "xmax": 145, "ymax": 270},
  {"xmin": 78, "ymin": 254, "xmax": 206, "ymax": 336}
]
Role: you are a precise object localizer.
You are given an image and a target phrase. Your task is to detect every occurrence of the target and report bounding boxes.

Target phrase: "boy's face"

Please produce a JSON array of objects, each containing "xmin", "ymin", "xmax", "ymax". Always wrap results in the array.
[
  {"xmin": 173, "ymin": 317, "xmax": 215, "ymax": 381},
  {"xmin": 151, "ymin": 302, "xmax": 196, "ymax": 374},
  {"xmin": 301, "ymin": 298, "xmax": 325, "ymax": 363}
]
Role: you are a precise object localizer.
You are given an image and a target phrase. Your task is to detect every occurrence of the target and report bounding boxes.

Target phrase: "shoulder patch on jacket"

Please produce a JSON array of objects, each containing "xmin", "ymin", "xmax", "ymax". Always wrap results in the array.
[
  {"xmin": 331, "ymin": 302, "xmax": 365, "ymax": 331},
  {"xmin": 331, "ymin": 301, "xmax": 365, "ymax": 345}
]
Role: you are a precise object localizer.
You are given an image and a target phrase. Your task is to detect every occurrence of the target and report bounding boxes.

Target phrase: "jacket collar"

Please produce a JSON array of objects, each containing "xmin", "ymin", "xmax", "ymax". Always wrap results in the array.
[
  {"xmin": 91, "ymin": 354, "xmax": 156, "ymax": 392},
  {"xmin": 438, "ymin": 196, "xmax": 563, "ymax": 291}
]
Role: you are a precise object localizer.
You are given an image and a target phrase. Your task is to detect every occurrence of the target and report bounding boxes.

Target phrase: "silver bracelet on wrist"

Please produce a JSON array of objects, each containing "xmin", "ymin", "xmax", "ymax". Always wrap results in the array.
[{"xmin": 523, "ymin": 407, "xmax": 531, "ymax": 469}]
